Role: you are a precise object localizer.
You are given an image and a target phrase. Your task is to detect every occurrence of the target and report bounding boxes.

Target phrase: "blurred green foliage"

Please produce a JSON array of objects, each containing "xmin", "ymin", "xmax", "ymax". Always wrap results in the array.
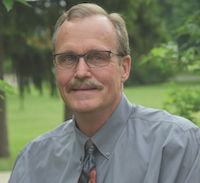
[
  {"xmin": 177, "ymin": 10, "xmax": 200, "ymax": 76},
  {"xmin": 1, "ymin": 0, "xmax": 30, "ymax": 12},
  {"xmin": 0, "ymin": 0, "xmax": 60, "ymax": 97},
  {"xmin": 0, "ymin": 0, "xmax": 172, "ymax": 91},
  {"xmin": 137, "ymin": 0, "xmax": 200, "ymax": 83},
  {"xmin": 0, "ymin": 80, "xmax": 16, "ymax": 99},
  {"xmin": 162, "ymin": 10, "xmax": 200, "ymax": 123},
  {"xmin": 137, "ymin": 42, "xmax": 178, "ymax": 84},
  {"xmin": 1, "ymin": 0, "xmax": 199, "ymax": 86},
  {"xmin": 164, "ymin": 87, "xmax": 200, "ymax": 123}
]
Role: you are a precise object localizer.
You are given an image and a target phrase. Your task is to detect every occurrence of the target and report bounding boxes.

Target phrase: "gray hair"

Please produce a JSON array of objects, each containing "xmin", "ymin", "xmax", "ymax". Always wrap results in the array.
[{"xmin": 52, "ymin": 3, "xmax": 130, "ymax": 56}]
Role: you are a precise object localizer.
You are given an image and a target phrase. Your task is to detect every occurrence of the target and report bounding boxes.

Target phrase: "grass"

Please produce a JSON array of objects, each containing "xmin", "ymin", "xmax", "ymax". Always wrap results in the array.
[
  {"xmin": 124, "ymin": 84, "xmax": 171, "ymax": 109},
  {"xmin": 0, "ymin": 82, "xmax": 199, "ymax": 171},
  {"xmin": 0, "ymin": 88, "xmax": 64, "ymax": 171}
]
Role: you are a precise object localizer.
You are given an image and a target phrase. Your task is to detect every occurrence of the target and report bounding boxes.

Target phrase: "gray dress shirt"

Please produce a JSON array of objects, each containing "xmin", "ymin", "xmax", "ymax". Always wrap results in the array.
[{"xmin": 9, "ymin": 94, "xmax": 200, "ymax": 183}]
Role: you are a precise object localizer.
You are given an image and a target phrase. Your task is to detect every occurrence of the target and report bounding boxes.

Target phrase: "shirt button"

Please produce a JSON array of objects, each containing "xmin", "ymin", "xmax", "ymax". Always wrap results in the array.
[{"xmin": 105, "ymin": 152, "xmax": 110, "ymax": 158}]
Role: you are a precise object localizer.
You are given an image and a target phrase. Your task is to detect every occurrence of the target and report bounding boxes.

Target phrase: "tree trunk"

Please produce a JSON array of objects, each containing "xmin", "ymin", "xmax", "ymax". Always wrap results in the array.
[{"xmin": 0, "ymin": 36, "xmax": 10, "ymax": 157}]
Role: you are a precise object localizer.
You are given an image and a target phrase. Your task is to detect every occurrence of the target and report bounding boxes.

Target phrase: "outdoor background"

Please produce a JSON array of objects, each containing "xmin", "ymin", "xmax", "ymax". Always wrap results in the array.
[{"xmin": 0, "ymin": 0, "xmax": 200, "ymax": 176}]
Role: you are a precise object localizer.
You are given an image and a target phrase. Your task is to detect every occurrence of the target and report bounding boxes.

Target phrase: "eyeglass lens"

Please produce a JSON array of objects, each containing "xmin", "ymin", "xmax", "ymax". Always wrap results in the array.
[{"xmin": 55, "ymin": 50, "xmax": 112, "ymax": 69}]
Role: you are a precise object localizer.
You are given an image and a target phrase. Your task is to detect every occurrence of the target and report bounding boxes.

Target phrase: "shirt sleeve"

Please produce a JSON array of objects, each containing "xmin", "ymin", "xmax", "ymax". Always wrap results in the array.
[
  {"xmin": 183, "ymin": 129, "xmax": 200, "ymax": 183},
  {"xmin": 159, "ymin": 127, "xmax": 200, "ymax": 183},
  {"xmin": 8, "ymin": 148, "xmax": 28, "ymax": 183}
]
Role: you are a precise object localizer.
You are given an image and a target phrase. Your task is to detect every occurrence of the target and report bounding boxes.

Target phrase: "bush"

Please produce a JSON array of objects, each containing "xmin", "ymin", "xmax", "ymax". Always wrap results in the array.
[
  {"xmin": 134, "ymin": 42, "xmax": 178, "ymax": 84},
  {"xmin": 163, "ymin": 86, "xmax": 200, "ymax": 124}
]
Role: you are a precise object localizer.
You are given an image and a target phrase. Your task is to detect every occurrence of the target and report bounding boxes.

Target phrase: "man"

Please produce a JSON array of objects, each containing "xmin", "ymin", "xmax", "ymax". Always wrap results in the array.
[{"xmin": 9, "ymin": 3, "xmax": 200, "ymax": 183}]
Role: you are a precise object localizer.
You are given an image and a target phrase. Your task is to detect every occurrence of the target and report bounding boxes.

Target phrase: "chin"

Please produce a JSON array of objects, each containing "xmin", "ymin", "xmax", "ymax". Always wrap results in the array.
[
  {"xmin": 71, "ymin": 104, "xmax": 98, "ymax": 113},
  {"xmin": 69, "ymin": 99, "xmax": 104, "ymax": 114}
]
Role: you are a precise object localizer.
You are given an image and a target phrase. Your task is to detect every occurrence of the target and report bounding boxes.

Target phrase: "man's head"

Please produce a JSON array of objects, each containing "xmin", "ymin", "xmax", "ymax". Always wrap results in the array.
[{"xmin": 53, "ymin": 3, "xmax": 131, "ymax": 117}]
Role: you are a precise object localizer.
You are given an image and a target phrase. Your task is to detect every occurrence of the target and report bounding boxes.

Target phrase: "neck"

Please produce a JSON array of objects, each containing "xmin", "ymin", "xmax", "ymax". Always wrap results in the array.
[{"xmin": 74, "ymin": 96, "xmax": 121, "ymax": 137}]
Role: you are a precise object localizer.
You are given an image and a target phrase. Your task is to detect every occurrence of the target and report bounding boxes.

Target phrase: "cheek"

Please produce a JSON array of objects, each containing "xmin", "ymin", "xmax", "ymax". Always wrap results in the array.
[
  {"xmin": 56, "ymin": 70, "xmax": 71, "ymax": 88},
  {"xmin": 104, "ymin": 69, "xmax": 122, "ymax": 90}
]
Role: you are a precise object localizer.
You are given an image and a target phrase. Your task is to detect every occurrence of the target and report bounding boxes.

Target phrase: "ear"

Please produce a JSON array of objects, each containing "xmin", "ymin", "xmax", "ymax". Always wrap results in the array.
[{"xmin": 121, "ymin": 55, "xmax": 131, "ymax": 83}]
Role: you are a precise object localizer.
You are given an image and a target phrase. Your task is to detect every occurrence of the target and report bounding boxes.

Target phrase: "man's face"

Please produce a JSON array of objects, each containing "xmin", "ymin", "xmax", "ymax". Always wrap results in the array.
[{"xmin": 55, "ymin": 15, "xmax": 130, "ymax": 114}]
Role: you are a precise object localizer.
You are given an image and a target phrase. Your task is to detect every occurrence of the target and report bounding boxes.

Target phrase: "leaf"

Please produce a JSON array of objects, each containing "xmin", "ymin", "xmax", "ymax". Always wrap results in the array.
[
  {"xmin": 16, "ymin": 0, "xmax": 31, "ymax": 7},
  {"xmin": 0, "ymin": 94, "xmax": 5, "ymax": 100},
  {"xmin": 0, "ymin": 80, "xmax": 16, "ymax": 95},
  {"xmin": 2, "ymin": 0, "xmax": 14, "ymax": 12},
  {"xmin": 145, "ymin": 0, "xmax": 157, "ymax": 5}
]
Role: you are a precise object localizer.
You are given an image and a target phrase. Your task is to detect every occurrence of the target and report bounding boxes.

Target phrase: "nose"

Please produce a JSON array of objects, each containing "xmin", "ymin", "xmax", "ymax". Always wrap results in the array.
[{"xmin": 74, "ymin": 57, "xmax": 91, "ymax": 79}]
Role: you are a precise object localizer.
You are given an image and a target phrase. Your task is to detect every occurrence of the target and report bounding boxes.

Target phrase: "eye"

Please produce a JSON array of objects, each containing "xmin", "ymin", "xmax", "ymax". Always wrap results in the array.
[
  {"xmin": 93, "ymin": 56, "xmax": 101, "ymax": 61},
  {"xmin": 63, "ymin": 55, "xmax": 75, "ymax": 62},
  {"xmin": 58, "ymin": 54, "xmax": 76, "ymax": 65},
  {"xmin": 87, "ymin": 52, "xmax": 109, "ymax": 61},
  {"xmin": 87, "ymin": 53, "xmax": 100, "ymax": 61}
]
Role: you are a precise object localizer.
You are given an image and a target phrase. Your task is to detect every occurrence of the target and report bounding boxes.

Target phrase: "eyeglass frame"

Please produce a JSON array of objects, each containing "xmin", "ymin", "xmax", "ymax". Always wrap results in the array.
[{"xmin": 53, "ymin": 50, "xmax": 123, "ymax": 70}]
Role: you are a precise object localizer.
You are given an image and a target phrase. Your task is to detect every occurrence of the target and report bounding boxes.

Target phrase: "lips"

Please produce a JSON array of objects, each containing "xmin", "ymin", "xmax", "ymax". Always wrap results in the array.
[{"xmin": 71, "ymin": 87, "xmax": 98, "ymax": 92}]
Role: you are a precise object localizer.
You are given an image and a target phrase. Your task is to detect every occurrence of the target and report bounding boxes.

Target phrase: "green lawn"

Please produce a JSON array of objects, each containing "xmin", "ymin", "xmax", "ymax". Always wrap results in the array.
[
  {"xmin": 0, "ymin": 88, "xmax": 64, "ymax": 171},
  {"xmin": 0, "ymin": 82, "xmax": 199, "ymax": 171}
]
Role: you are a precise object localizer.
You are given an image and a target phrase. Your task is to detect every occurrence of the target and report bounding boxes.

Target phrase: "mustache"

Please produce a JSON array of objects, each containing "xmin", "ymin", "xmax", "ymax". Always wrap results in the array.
[{"xmin": 68, "ymin": 79, "xmax": 103, "ymax": 90}]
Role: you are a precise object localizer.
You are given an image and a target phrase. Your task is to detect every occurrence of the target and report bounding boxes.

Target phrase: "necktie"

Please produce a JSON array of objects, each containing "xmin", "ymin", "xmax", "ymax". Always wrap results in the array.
[{"xmin": 78, "ymin": 140, "xmax": 96, "ymax": 183}]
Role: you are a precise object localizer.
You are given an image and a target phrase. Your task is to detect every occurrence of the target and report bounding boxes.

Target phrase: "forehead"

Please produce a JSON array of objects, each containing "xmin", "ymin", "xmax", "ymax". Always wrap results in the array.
[{"xmin": 55, "ymin": 15, "xmax": 117, "ymax": 53}]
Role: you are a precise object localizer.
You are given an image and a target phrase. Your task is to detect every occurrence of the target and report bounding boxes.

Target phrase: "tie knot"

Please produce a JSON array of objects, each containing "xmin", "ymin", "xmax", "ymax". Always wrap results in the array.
[{"xmin": 85, "ymin": 140, "xmax": 95, "ymax": 155}]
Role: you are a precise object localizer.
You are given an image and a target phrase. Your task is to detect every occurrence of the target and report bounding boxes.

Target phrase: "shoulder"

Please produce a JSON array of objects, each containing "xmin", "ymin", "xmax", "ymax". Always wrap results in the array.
[
  {"xmin": 9, "ymin": 120, "xmax": 75, "ymax": 182},
  {"xmin": 19, "ymin": 119, "xmax": 75, "ymax": 159},
  {"xmin": 131, "ymin": 104, "xmax": 198, "ymax": 131},
  {"xmin": 127, "ymin": 105, "xmax": 200, "ymax": 146},
  {"xmin": 128, "ymin": 105, "xmax": 200, "ymax": 182},
  {"xmin": 127, "ymin": 104, "xmax": 200, "ymax": 156}
]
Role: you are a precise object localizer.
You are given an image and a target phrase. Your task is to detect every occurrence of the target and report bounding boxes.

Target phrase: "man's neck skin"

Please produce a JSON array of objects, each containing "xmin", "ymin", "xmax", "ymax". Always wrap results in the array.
[{"xmin": 74, "ymin": 94, "xmax": 122, "ymax": 137}]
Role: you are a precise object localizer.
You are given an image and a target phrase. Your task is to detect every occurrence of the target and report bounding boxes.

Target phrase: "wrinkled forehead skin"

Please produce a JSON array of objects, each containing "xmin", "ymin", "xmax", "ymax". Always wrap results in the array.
[{"xmin": 55, "ymin": 15, "xmax": 118, "ymax": 54}]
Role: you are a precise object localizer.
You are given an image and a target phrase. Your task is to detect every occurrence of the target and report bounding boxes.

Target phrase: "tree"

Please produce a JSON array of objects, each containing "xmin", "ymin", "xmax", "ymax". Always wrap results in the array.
[
  {"xmin": 142, "ymin": 0, "xmax": 200, "ymax": 122},
  {"xmin": 0, "ymin": 36, "xmax": 10, "ymax": 157},
  {"xmin": 132, "ymin": 0, "xmax": 200, "ymax": 123},
  {"xmin": 0, "ymin": 0, "xmax": 31, "ymax": 158},
  {"xmin": 130, "ymin": 0, "xmax": 200, "ymax": 84},
  {"xmin": 163, "ymin": 10, "xmax": 200, "ymax": 123},
  {"xmin": 0, "ymin": 0, "xmax": 59, "ymax": 157}
]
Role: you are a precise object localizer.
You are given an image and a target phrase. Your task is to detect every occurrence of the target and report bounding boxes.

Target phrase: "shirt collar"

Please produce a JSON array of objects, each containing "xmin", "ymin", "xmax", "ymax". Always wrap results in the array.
[
  {"xmin": 73, "ymin": 117, "xmax": 89, "ymax": 151},
  {"xmin": 92, "ymin": 94, "xmax": 133, "ymax": 159},
  {"xmin": 73, "ymin": 93, "xmax": 133, "ymax": 159}
]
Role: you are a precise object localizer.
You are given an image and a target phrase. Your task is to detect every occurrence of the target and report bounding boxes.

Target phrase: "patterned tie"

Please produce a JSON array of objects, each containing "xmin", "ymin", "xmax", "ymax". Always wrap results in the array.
[{"xmin": 78, "ymin": 140, "xmax": 96, "ymax": 183}]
